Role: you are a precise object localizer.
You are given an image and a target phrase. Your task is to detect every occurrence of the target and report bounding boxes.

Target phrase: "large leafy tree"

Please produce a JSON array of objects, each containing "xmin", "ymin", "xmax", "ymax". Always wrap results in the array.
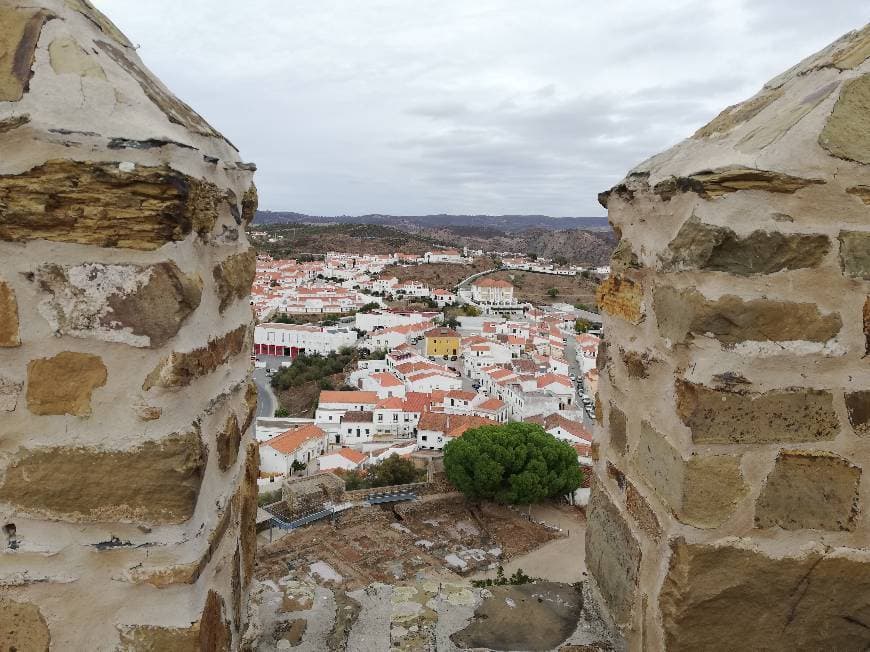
[{"xmin": 443, "ymin": 423, "xmax": 583, "ymax": 504}]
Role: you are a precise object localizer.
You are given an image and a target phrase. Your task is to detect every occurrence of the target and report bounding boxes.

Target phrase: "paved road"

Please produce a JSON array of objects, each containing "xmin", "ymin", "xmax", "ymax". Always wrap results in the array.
[{"xmin": 253, "ymin": 368, "xmax": 278, "ymax": 419}]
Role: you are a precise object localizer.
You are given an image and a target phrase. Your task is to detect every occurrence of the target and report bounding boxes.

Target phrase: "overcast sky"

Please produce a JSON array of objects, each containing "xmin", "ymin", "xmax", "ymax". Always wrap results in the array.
[{"xmin": 94, "ymin": 1, "xmax": 866, "ymax": 217}]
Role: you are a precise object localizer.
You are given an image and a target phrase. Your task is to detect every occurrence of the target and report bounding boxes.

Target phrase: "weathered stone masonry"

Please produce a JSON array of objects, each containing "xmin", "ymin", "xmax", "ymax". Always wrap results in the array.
[
  {"xmin": 0, "ymin": 2, "xmax": 258, "ymax": 649},
  {"xmin": 588, "ymin": 25, "xmax": 870, "ymax": 650}
]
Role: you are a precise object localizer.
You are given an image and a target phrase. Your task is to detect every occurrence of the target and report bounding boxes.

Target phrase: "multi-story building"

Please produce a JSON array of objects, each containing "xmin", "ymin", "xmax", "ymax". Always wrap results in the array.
[
  {"xmin": 254, "ymin": 323, "xmax": 357, "ymax": 357},
  {"xmin": 425, "ymin": 326, "xmax": 460, "ymax": 359},
  {"xmin": 470, "ymin": 277, "xmax": 515, "ymax": 304}
]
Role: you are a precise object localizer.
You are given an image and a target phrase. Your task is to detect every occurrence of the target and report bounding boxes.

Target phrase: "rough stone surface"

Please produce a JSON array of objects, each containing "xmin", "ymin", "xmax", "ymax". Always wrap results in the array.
[
  {"xmin": 216, "ymin": 414, "xmax": 242, "ymax": 471},
  {"xmin": 0, "ymin": 6, "xmax": 53, "ymax": 102},
  {"xmin": 0, "ymin": 160, "xmax": 226, "ymax": 250},
  {"xmin": 0, "ymin": 598, "xmax": 51, "ymax": 651},
  {"xmin": 660, "ymin": 216, "xmax": 830, "ymax": 275},
  {"xmin": 0, "ymin": 0, "xmax": 256, "ymax": 645},
  {"xmin": 819, "ymin": 74, "xmax": 870, "ymax": 164},
  {"xmin": 634, "ymin": 422, "xmax": 745, "ymax": 528},
  {"xmin": 755, "ymin": 450, "xmax": 861, "ymax": 531},
  {"xmin": 655, "ymin": 287, "xmax": 841, "ymax": 345},
  {"xmin": 143, "ymin": 324, "xmax": 249, "ymax": 389},
  {"xmin": 596, "ymin": 276, "xmax": 642, "ymax": 323},
  {"xmin": 213, "ymin": 248, "xmax": 256, "ymax": 313},
  {"xmin": 198, "ymin": 590, "xmax": 231, "ymax": 652},
  {"xmin": 846, "ymin": 390, "xmax": 870, "ymax": 436},
  {"xmin": 0, "ymin": 431, "xmax": 205, "ymax": 523},
  {"xmin": 26, "ymin": 351, "xmax": 107, "ymax": 416},
  {"xmin": 240, "ymin": 442, "xmax": 259, "ymax": 585},
  {"xmin": 660, "ymin": 540, "xmax": 870, "ymax": 651},
  {"xmin": 35, "ymin": 262, "xmax": 202, "ymax": 348},
  {"xmin": 0, "ymin": 376, "xmax": 22, "ymax": 411},
  {"xmin": 652, "ymin": 167, "xmax": 824, "ymax": 201},
  {"xmin": 117, "ymin": 624, "xmax": 199, "ymax": 652},
  {"xmin": 619, "ymin": 348, "xmax": 658, "ymax": 379},
  {"xmin": 839, "ymin": 230, "xmax": 870, "ymax": 280},
  {"xmin": 865, "ymin": 297, "xmax": 870, "ymax": 354},
  {"xmin": 585, "ymin": 482, "xmax": 641, "ymax": 626},
  {"xmin": 49, "ymin": 36, "xmax": 106, "ymax": 79},
  {"xmin": 675, "ymin": 380, "xmax": 839, "ymax": 445},
  {"xmin": 624, "ymin": 482, "xmax": 661, "ymax": 542},
  {"xmin": 0, "ymin": 278, "xmax": 20, "ymax": 347},
  {"xmin": 608, "ymin": 404, "xmax": 627, "ymax": 454}
]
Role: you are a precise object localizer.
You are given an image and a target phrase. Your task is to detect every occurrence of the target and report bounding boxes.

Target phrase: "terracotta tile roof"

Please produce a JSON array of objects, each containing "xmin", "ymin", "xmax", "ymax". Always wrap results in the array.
[
  {"xmin": 319, "ymin": 391, "xmax": 379, "ymax": 405},
  {"xmin": 418, "ymin": 413, "xmax": 495, "ymax": 437},
  {"xmin": 472, "ymin": 277, "xmax": 513, "ymax": 288},
  {"xmin": 446, "ymin": 390, "xmax": 477, "ymax": 401},
  {"xmin": 402, "ymin": 392, "xmax": 433, "ymax": 414},
  {"xmin": 371, "ymin": 372, "xmax": 403, "ymax": 387},
  {"xmin": 425, "ymin": 326, "xmax": 460, "ymax": 338},
  {"xmin": 334, "ymin": 448, "xmax": 367, "ymax": 464},
  {"xmin": 477, "ymin": 398, "xmax": 505, "ymax": 411},
  {"xmin": 537, "ymin": 373, "xmax": 573, "ymax": 389},
  {"xmin": 375, "ymin": 397, "xmax": 405, "ymax": 410},
  {"xmin": 545, "ymin": 413, "xmax": 592, "ymax": 441},
  {"xmin": 342, "ymin": 410, "xmax": 373, "ymax": 423},
  {"xmin": 261, "ymin": 424, "xmax": 325, "ymax": 455}
]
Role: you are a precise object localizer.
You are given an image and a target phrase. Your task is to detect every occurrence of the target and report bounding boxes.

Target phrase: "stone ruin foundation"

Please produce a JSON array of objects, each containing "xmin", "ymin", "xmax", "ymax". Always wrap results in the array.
[
  {"xmin": 0, "ymin": 1, "xmax": 258, "ymax": 649},
  {"xmin": 588, "ymin": 25, "xmax": 870, "ymax": 650}
]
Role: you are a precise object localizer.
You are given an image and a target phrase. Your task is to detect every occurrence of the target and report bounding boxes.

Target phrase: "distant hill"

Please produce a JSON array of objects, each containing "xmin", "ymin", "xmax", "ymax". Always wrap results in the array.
[
  {"xmin": 249, "ymin": 211, "xmax": 615, "ymax": 265},
  {"xmin": 253, "ymin": 211, "xmax": 610, "ymax": 232}
]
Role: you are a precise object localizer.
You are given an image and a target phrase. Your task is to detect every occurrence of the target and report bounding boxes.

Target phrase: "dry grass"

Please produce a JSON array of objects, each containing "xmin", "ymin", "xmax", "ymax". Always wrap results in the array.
[{"xmin": 487, "ymin": 270, "xmax": 599, "ymax": 306}]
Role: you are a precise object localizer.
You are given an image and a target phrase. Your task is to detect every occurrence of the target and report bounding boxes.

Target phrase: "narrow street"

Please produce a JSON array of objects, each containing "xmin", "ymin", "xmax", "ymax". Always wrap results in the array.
[{"xmin": 253, "ymin": 367, "xmax": 278, "ymax": 419}]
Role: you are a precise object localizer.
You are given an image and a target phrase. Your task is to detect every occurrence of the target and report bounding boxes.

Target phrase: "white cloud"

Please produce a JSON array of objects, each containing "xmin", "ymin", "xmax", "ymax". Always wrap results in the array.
[{"xmin": 94, "ymin": 0, "xmax": 867, "ymax": 216}]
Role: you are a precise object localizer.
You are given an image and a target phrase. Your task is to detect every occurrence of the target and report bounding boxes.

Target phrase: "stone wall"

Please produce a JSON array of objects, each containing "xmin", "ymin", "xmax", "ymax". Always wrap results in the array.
[
  {"xmin": 588, "ymin": 25, "xmax": 870, "ymax": 650},
  {"xmin": 0, "ymin": 2, "xmax": 258, "ymax": 649}
]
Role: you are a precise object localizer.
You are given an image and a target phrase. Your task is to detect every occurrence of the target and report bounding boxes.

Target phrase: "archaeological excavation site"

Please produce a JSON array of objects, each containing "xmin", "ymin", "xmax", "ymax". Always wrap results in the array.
[{"xmin": 0, "ymin": 1, "xmax": 868, "ymax": 650}]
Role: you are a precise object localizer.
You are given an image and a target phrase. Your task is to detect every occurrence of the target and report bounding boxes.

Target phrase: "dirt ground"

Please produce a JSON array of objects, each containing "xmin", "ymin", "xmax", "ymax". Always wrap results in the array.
[
  {"xmin": 472, "ymin": 503, "xmax": 588, "ymax": 584},
  {"xmin": 383, "ymin": 259, "xmax": 494, "ymax": 289},
  {"xmin": 451, "ymin": 582, "xmax": 584, "ymax": 651},
  {"xmin": 255, "ymin": 496, "xmax": 558, "ymax": 591},
  {"xmin": 487, "ymin": 270, "xmax": 600, "ymax": 307}
]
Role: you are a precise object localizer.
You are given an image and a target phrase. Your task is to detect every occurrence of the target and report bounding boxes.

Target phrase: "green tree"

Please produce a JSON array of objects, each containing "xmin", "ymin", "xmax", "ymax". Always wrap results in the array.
[
  {"xmin": 291, "ymin": 459, "xmax": 307, "ymax": 473},
  {"xmin": 553, "ymin": 256, "xmax": 568, "ymax": 266},
  {"xmin": 359, "ymin": 302, "xmax": 380, "ymax": 313},
  {"xmin": 546, "ymin": 287, "xmax": 559, "ymax": 298},
  {"xmin": 574, "ymin": 319, "xmax": 591, "ymax": 334},
  {"xmin": 461, "ymin": 305, "xmax": 481, "ymax": 317},
  {"xmin": 369, "ymin": 455, "xmax": 425, "ymax": 487},
  {"xmin": 528, "ymin": 253, "xmax": 538, "ymax": 261},
  {"xmin": 274, "ymin": 407, "xmax": 290, "ymax": 417},
  {"xmin": 443, "ymin": 423, "xmax": 582, "ymax": 504}
]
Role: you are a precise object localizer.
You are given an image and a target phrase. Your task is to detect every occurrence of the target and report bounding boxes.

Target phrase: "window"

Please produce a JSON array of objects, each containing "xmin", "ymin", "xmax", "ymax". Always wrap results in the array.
[
  {"xmin": 421, "ymin": 435, "xmax": 427, "ymax": 441},
  {"xmin": 378, "ymin": 414, "xmax": 383, "ymax": 422}
]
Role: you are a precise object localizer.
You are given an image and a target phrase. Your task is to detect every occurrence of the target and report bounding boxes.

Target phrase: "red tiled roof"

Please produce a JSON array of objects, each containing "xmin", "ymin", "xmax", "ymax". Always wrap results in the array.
[
  {"xmin": 477, "ymin": 398, "xmax": 505, "ymax": 411},
  {"xmin": 472, "ymin": 278, "xmax": 513, "ymax": 288},
  {"xmin": 375, "ymin": 397, "xmax": 405, "ymax": 410},
  {"xmin": 371, "ymin": 372, "xmax": 403, "ymax": 387},
  {"xmin": 319, "ymin": 391, "xmax": 379, "ymax": 405},
  {"xmin": 261, "ymin": 424, "xmax": 325, "ymax": 455}
]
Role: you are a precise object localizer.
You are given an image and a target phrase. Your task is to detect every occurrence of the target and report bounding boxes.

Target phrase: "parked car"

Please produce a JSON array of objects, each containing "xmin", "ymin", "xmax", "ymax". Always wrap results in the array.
[{"xmin": 569, "ymin": 373, "xmax": 577, "ymax": 380}]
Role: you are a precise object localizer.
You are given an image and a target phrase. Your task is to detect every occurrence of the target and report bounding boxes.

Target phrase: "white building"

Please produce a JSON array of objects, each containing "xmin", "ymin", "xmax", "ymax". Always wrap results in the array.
[
  {"xmin": 425, "ymin": 249, "xmax": 464, "ymax": 264},
  {"xmin": 470, "ymin": 278, "xmax": 515, "ymax": 305},
  {"xmin": 254, "ymin": 323, "xmax": 357, "ymax": 357},
  {"xmin": 315, "ymin": 390, "xmax": 380, "ymax": 433},
  {"xmin": 354, "ymin": 309, "xmax": 439, "ymax": 334},
  {"xmin": 318, "ymin": 448, "xmax": 368, "ymax": 472},
  {"xmin": 259, "ymin": 424, "xmax": 328, "ymax": 476}
]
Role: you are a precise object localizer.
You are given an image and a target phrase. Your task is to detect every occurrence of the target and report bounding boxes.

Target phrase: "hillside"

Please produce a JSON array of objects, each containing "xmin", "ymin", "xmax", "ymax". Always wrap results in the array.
[
  {"xmin": 254, "ymin": 210, "xmax": 609, "ymax": 232},
  {"xmin": 250, "ymin": 221, "xmax": 615, "ymax": 265},
  {"xmin": 249, "ymin": 223, "xmax": 450, "ymax": 258}
]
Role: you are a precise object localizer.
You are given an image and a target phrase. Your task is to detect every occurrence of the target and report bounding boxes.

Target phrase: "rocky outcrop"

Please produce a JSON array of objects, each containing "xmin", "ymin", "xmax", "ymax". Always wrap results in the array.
[
  {"xmin": 588, "ymin": 24, "xmax": 870, "ymax": 649},
  {"xmin": 0, "ymin": 1, "xmax": 256, "ymax": 648}
]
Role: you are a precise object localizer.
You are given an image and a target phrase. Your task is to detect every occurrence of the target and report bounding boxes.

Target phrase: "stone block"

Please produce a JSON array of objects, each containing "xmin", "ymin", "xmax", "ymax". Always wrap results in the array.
[
  {"xmin": 0, "ymin": 431, "xmax": 205, "ymax": 523},
  {"xmin": 49, "ymin": 36, "xmax": 106, "ymax": 78},
  {"xmin": 216, "ymin": 414, "xmax": 241, "ymax": 471},
  {"xmin": 652, "ymin": 167, "xmax": 824, "ymax": 201},
  {"xmin": 596, "ymin": 275, "xmax": 642, "ymax": 323},
  {"xmin": 625, "ymin": 481, "xmax": 661, "ymax": 542},
  {"xmin": 820, "ymin": 75, "xmax": 870, "ymax": 164},
  {"xmin": 655, "ymin": 287, "xmax": 841, "ymax": 345},
  {"xmin": 0, "ymin": 598, "xmax": 50, "ymax": 651},
  {"xmin": 675, "ymin": 380, "xmax": 839, "ymax": 444},
  {"xmin": 27, "ymin": 351, "xmax": 107, "ymax": 416},
  {"xmin": 693, "ymin": 87, "xmax": 784, "ymax": 139},
  {"xmin": 213, "ymin": 248, "xmax": 256, "ymax": 313},
  {"xmin": 660, "ymin": 539, "xmax": 870, "ymax": 651},
  {"xmin": 143, "ymin": 324, "xmax": 250, "ymax": 390},
  {"xmin": 117, "ymin": 624, "xmax": 198, "ymax": 651},
  {"xmin": 619, "ymin": 347, "xmax": 659, "ymax": 379},
  {"xmin": 660, "ymin": 216, "xmax": 830, "ymax": 275},
  {"xmin": 839, "ymin": 231, "xmax": 870, "ymax": 280},
  {"xmin": 865, "ymin": 297, "xmax": 870, "ymax": 354},
  {"xmin": 846, "ymin": 390, "xmax": 870, "ymax": 436},
  {"xmin": 35, "ymin": 262, "xmax": 202, "ymax": 348},
  {"xmin": 634, "ymin": 421, "xmax": 745, "ymax": 528},
  {"xmin": 240, "ymin": 442, "xmax": 259, "ymax": 585},
  {"xmin": 0, "ymin": 376, "xmax": 22, "ymax": 411},
  {"xmin": 584, "ymin": 481, "xmax": 641, "ymax": 625},
  {"xmin": 241, "ymin": 183, "xmax": 258, "ymax": 224},
  {"xmin": 608, "ymin": 404, "xmax": 627, "ymax": 454},
  {"xmin": 755, "ymin": 450, "xmax": 861, "ymax": 531},
  {"xmin": 0, "ymin": 7, "xmax": 53, "ymax": 102},
  {"xmin": 0, "ymin": 279, "xmax": 20, "ymax": 347},
  {"xmin": 199, "ymin": 590, "xmax": 231, "ymax": 652},
  {"xmin": 0, "ymin": 160, "xmax": 226, "ymax": 250}
]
